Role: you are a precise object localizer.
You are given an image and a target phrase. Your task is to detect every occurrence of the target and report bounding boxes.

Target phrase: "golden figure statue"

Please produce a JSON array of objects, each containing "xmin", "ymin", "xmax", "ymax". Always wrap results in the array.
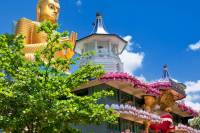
[{"xmin": 15, "ymin": 0, "xmax": 77, "ymax": 60}]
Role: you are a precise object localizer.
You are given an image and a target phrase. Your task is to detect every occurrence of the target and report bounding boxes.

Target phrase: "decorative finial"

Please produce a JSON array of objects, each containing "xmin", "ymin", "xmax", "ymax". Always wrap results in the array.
[
  {"xmin": 92, "ymin": 12, "xmax": 108, "ymax": 34},
  {"xmin": 162, "ymin": 64, "xmax": 170, "ymax": 79},
  {"xmin": 96, "ymin": 12, "xmax": 101, "ymax": 17},
  {"xmin": 163, "ymin": 64, "xmax": 168, "ymax": 70}
]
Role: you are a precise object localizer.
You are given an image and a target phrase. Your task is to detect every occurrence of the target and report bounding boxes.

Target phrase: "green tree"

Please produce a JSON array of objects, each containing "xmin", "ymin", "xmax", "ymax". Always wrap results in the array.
[
  {"xmin": 190, "ymin": 114, "xmax": 200, "ymax": 130},
  {"xmin": 0, "ymin": 21, "xmax": 117, "ymax": 133}
]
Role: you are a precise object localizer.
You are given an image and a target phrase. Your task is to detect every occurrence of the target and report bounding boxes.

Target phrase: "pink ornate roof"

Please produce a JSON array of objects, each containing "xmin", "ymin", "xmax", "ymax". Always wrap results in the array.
[
  {"xmin": 177, "ymin": 102, "xmax": 199, "ymax": 117},
  {"xmin": 100, "ymin": 72, "xmax": 171, "ymax": 96},
  {"xmin": 100, "ymin": 72, "xmax": 198, "ymax": 117}
]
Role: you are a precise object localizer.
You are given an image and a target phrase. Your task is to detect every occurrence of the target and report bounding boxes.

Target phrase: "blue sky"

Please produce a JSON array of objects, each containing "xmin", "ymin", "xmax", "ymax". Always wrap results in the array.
[{"xmin": 0, "ymin": 0, "xmax": 200, "ymax": 110}]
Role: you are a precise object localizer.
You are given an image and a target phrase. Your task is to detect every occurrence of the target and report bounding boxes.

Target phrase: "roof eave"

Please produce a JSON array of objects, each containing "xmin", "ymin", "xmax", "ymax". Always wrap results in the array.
[{"xmin": 77, "ymin": 33, "xmax": 128, "ymax": 44}]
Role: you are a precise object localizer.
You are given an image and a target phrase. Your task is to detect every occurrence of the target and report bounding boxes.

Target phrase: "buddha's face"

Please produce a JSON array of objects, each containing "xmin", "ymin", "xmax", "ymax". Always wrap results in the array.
[{"xmin": 38, "ymin": 0, "xmax": 60, "ymax": 23}]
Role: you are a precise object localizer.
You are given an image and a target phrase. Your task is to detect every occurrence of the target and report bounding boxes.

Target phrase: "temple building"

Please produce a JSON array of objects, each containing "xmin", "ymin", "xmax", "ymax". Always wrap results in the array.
[
  {"xmin": 13, "ymin": 0, "xmax": 199, "ymax": 131},
  {"xmin": 74, "ymin": 13, "xmax": 200, "ymax": 133}
]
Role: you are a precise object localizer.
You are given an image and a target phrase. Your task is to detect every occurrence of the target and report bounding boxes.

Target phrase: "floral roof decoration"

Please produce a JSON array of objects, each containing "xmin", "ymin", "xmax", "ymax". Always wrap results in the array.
[
  {"xmin": 176, "ymin": 124, "xmax": 200, "ymax": 133},
  {"xmin": 177, "ymin": 102, "xmax": 199, "ymax": 117},
  {"xmin": 147, "ymin": 81, "xmax": 172, "ymax": 89},
  {"xmin": 100, "ymin": 72, "xmax": 198, "ymax": 117},
  {"xmin": 100, "ymin": 72, "xmax": 172, "ymax": 97}
]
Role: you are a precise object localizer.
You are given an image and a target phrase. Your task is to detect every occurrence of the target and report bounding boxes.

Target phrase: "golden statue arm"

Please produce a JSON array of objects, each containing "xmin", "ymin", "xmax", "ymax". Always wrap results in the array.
[
  {"xmin": 67, "ymin": 32, "xmax": 77, "ymax": 58},
  {"xmin": 15, "ymin": 18, "xmax": 33, "ymax": 44},
  {"xmin": 56, "ymin": 32, "xmax": 77, "ymax": 59},
  {"xmin": 23, "ymin": 32, "xmax": 77, "ymax": 61}
]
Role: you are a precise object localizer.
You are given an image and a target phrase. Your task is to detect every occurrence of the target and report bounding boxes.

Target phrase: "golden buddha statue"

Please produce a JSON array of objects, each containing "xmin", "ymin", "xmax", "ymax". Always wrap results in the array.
[{"xmin": 15, "ymin": 0, "xmax": 77, "ymax": 60}]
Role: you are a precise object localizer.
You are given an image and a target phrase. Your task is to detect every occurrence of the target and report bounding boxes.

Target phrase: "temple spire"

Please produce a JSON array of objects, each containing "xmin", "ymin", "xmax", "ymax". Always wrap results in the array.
[
  {"xmin": 162, "ymin": 64, "xmax": 170, "ymax": 80},
  {"xmin": 92, "ymin": 12, "xmax": 108, "ymax": 34}
]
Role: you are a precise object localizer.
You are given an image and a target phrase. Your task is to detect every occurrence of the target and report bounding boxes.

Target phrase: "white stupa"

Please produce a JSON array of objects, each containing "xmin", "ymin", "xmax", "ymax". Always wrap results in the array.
[{"xmin": 75, "ymin": 13, "xmax": 127, "ymax": 72}]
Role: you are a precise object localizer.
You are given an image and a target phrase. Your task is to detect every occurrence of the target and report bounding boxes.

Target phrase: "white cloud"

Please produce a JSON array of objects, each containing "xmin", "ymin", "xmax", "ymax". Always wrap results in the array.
[
  {"xmin": 188, "ymin": 40, "xmax": 200, "ymax": 51},
  {"xmin": 123, "ymin": 35, "xmax": 133, "ymax": 51},
  {"xmin": 186, "ymin": 94, "xmax": 200, "ymax": 102},
  {"xmin": 123, "ymin": 35, "xmax": 141, "ymax": 51},
  {"xmin": 119, "ymin": 50, "xmax": 144, "ymax": 74},
  {"xmin": 120, "ymin": 35, "xmax": 144, "ymax": 74},
  {"xmin": 184, "ymin": 80, "xmax": 200, "ymax": 111},
  {"xmin": 184, "ymin": 100, "xmax": 200, "ymax": 111},
  {"xmin": 76, "ymin": 0, "xmax": 82, "ymax": 7},
  {"xmin": 123, "ymin": 35, "xmax": 133, "ymax": 45},
  {"xmin": 185, "ymin": 80, "xmax": 200, "ymax": 93}
]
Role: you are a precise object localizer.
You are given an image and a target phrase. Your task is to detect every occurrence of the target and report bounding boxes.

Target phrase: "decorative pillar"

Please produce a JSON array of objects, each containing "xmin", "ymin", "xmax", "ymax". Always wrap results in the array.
[
  {"xmin": 143, "ymin": 95, "xmax": 156, "ymax": 112},
  {"xmin": 108, "ymin": 41, "xmax": 112, "ymax": 55},
  {"xmin": 94, "ymin": 40, "xmax": 98, "ymax": 52},
  {"xmin": 143, "ymin": 95, "xmax": 156, "ymax": 133},
  {"xmin": 144, "ymin": 120, "xmax": 151, "ymax": 133}
]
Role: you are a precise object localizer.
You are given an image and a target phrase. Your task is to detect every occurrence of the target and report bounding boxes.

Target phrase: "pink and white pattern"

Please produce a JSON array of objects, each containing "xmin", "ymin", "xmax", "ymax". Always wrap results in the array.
[
  {"xmin": 100, "ymin": 72, "xmax": 171, "ymax": 96},
  {"xmin": 101, "ymin": 72, "xmax": 198, "ymax": 117},
  {"xmin": 106, "ymin": 104, "xmax": 162, "ymax": 123},
  {"xmin": 176, "ymin": 124, "xmax": 200, "ymax": 133},
  {"xmin": 177, "ymin": 102, "xmax": 199, "ymax": 117}
]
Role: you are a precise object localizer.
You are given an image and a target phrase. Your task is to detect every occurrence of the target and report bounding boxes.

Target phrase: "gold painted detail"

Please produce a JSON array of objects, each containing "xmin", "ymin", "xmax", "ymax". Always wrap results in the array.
[
  {"xmin": 159, "ymin": 91, "xmax": 175, "ymax": 112},
  {"xmin": 143, "ymin": 95, "xmax": 156, "ymax": 112}
]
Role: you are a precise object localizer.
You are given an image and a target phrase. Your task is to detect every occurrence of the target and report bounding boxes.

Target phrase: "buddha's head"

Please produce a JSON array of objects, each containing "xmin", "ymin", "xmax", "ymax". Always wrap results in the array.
[{"xmin": 36, "ymin": 0, "xmax": 60, "ymax": 23}]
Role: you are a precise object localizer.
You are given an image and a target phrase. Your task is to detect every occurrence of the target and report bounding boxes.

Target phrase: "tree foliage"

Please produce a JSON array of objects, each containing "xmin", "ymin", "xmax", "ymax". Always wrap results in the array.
[
  {"xmin": 0, "ymin": 21, "xmax": 117, "ymax": 133},
  {"xmin": 190, "ymin": 114, "xmax": 200, "ymax": 130}
]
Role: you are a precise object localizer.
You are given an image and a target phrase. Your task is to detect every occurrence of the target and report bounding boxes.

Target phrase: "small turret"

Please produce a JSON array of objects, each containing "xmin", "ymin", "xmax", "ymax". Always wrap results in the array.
[
  {"xmin": 92, "ymin": 13, "xmax": 108, "ymax": 34},
  {"xmin": 75, "ymin": 13, "xmax": 128, "ymax": 72},
  {"xmin": 161, "ymin": 64, "xmax": 186, "ymax": 99},
  {"xmin": 162, "ymin": 64, "xmax": 170, "ymax": 80}
]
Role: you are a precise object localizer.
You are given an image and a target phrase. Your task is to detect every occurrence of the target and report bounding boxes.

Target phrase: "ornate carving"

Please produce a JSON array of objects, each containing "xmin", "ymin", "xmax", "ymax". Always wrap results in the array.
[{"xmin": 159, "ymin": 91, "xmax": 175, "ymax": 112}]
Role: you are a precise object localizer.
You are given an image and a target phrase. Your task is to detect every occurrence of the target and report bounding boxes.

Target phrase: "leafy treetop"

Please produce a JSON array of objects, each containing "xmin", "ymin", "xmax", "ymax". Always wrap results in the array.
[{"xmin": 0, "ymin": 21, "xmax": 118, "ymax": 133}]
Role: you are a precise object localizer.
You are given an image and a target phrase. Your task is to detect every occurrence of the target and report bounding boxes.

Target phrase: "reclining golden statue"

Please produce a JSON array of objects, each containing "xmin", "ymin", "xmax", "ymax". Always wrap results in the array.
[{"xmin": 15, "ymin": 0, "xmax": 77, "ymax": 60}]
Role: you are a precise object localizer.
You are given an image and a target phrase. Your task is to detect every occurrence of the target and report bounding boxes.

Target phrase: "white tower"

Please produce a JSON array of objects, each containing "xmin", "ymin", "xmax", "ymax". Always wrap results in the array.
[{"xmin": 75, "ymin": 13, "xmax": 127, "ymax": 72}]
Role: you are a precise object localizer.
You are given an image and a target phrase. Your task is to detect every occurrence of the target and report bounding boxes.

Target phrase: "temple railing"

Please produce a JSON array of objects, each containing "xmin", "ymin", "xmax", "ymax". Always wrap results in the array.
[
  {"xmin": 176, "ymin": 124, "xmax": 200, "ymax": 133},
  {"xmin": 105, "ymin": 104, "xmax": 162, "ymax": 124}
]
